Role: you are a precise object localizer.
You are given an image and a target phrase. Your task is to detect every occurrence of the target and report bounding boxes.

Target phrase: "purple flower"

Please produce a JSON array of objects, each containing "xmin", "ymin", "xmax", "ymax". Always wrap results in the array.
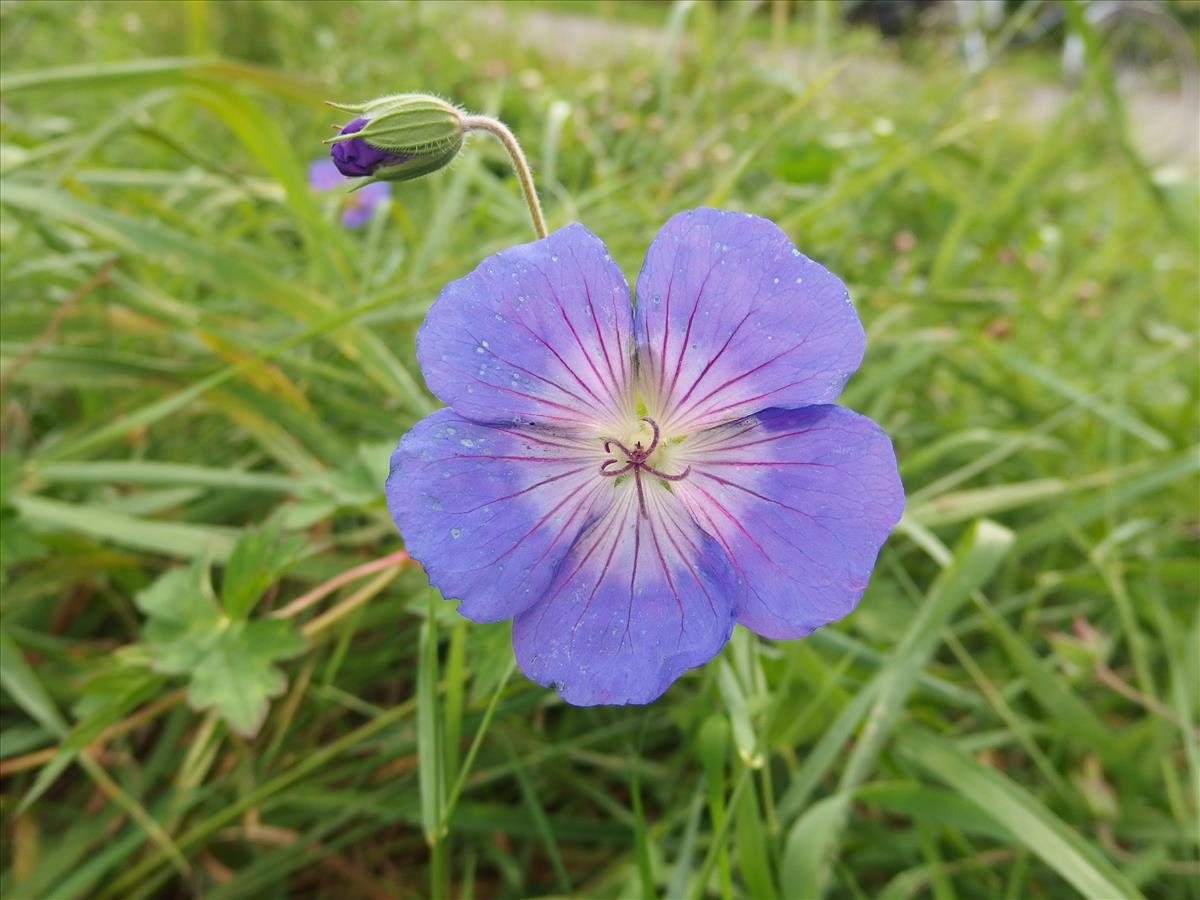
[
  {"xmin": 307, "ymin": 159, "xmax": 390, "ymax": 228},
  {"xmin": 387, "ymin": 208, "xmax": 904, "ymax": 706},
  {"xmin": 330, "ymin": 117, "xmax": 409, "ymax": 177},
  {"xmin": 308, "ymin": 158, "xmax": 346, "ymax": 192}
]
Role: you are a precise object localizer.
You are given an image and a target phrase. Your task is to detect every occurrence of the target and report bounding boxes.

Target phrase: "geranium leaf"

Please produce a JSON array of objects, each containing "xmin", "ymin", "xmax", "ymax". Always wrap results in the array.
[
  {"xmin": 136, "ymin": 561, "xmax": 307, "ymax": 737},
  {"xmin": 221, "ymin": 526, "xmax": 307, "ymax": 620},
  {"xmin": 184, "ymin": 618, "xmax": 307, "ymax": 737}
]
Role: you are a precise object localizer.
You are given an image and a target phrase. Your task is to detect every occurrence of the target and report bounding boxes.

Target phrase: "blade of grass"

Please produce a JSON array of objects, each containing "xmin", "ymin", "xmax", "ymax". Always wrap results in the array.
[
  {"xmin": 840, "ymin": 520, "xmax": 1014, "ymax": 790},
  {"xmin": 0, "ymin": 632, "xmax": 188, "ymax": 874},
  {"xmin": 780, "ymin": 791, "xmax": 852, "ymax": 900},
  {"xmin": 899, "ymin": 730, "xmax": 1143, "ymax": 899},
  {"xmin": 777, "ymin": 521, "xmax": 1015, "ymax": 897},
  {"xmin": 506, "ymin": 737, "xmax": 573, "ymax": 894},
  {"xmin": 417, "ymin": 594, "xmax": 446, "ymax": 899}
]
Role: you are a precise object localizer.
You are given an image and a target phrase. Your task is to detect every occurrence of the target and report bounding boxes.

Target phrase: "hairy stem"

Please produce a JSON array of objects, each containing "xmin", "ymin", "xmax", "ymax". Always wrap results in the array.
[{"xmin": 461, "ymin": 114, "xmax": 548, "ymax": 239}]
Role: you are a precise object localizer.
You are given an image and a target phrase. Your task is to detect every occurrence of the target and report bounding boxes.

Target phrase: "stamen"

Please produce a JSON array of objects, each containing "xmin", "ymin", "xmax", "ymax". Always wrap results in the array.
[
  {"xmin": 640, "ymin": 416, "xmax": 661, "ymax": 455},
  {"xmin": 599, "ymin": 459, "xmax": 633, "ymax": 477},
  {"xmin": 641, "ymin": 463, "xmax": 690, "ymax": 482},
  {"xmin": 602, "ymin": 437, "xmax": 634, "ymax": 457},
  {"xmin": 598, "ymin": 416, "xmax": 690, "ymax": 515}
]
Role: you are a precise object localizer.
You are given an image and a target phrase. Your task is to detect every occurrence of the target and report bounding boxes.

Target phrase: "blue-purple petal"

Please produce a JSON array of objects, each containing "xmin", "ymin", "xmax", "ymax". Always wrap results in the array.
[
  {"xmin": 512, "ymin": 479, "xmax": 740, "ymax": 705},
  {"xmin": 387, "ymin": 409, "xmax": 606, "ymax": 622},
  {"xmin": 674, "ymin": 405, "xmax": 903, "ymax": 639},
  {"xmin": 416, "ymin": 223, "xmax": 636, "ymax": 431},
  {"xmin": 634, "ymin": 208, "xmax": 865, "ymax": 433}
]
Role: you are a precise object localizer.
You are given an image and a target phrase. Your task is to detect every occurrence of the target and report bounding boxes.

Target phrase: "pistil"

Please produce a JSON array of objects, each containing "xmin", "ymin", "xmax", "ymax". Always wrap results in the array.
[{"xmin": 599, "ymin": 417, "xmax": 691, "ymax": 518}]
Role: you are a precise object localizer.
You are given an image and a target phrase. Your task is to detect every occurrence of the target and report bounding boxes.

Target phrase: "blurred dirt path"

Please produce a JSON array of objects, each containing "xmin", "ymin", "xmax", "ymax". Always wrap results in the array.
[{"xmin": 472, "ymin": 6, "xmax": 1198, "ymax": 172}]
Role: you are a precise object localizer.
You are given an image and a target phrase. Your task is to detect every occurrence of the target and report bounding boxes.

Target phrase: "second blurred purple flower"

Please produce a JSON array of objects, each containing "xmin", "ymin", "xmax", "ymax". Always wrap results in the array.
[{"xmin": 307, "ymin": 159, "xmax": 390, "ymax": 228}]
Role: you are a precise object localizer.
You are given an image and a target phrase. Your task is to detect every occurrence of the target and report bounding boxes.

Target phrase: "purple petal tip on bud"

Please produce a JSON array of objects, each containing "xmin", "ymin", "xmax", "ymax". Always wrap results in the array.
[{"xmin": 330, "ymin": 117, "xmax": 409, "ymax": 178}]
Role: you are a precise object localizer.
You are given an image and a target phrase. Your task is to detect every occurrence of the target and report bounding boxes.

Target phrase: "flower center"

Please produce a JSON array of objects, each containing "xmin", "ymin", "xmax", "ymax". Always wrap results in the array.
[{"xmin": 599, "ymin": 417, "xmax": 691, "ymax": 518}]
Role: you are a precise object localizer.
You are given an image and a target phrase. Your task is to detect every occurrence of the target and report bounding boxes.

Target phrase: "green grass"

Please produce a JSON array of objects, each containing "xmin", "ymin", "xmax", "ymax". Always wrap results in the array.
[{"xmin": 1, "ymin": 1, "xmax": 1197, "ymax": 897}]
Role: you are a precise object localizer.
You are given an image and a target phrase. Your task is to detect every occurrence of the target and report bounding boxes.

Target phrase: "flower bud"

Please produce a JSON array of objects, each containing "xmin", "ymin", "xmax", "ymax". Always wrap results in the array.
[{"xmin": 327, "ymin": 93, "xmax": 464, "ymax": 183}]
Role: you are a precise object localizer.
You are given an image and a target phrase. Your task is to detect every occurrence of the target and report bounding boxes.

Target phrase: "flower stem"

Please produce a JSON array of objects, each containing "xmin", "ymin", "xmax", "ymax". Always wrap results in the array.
[
  {"xmin": 271, "ymin": 548, "xmax": 410, "ymax": 620},
  {"xmin": 461, "ymin": 114, "xmax": 548, "ymax": 239}
]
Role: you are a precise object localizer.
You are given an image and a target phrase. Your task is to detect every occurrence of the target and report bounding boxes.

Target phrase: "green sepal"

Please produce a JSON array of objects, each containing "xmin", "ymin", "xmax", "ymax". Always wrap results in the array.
[
  {"xmin": 358, "ymin": 137, "xmax": 464, "ymax": 185},
  {"xmin": 324, "ymin": 99, "xmax": 367, "ymax": 113}
]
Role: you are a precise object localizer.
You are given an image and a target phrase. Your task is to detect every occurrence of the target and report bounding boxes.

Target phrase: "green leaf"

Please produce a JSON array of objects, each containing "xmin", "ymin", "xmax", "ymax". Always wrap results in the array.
[
  {"xmin": 136, "ymin": 562, "xmax": 306, "ymax": 736},
  {"xmin": 779, "ymin": 792, "xmax": 852, "ymax": 900},
  {"xmin": 19, "ymin": 661, "xmax": 166, "ymax": 813},
  {"xmin": 36, "ymin": 460, "xmax": 295, "ymax": 493},
  {"xmin": 0, "ymin": 723, "xmax": 52, "ymax": 757},
  {"xmin": 281, "ymin": 443, "xmax": 389, "ymax": 528},
  {"xmin": 996, "ymin": 351, "xmax": 1169, "ymax": 450},
  {"xmin": 696, "ymin": 714, "xmax": 733, "ymax": 898},
  {"xmin": 716, "ymin": 657, "xmax": 762, "ymax": 768},
  {"xmin": 185, "ymin": 619, "xmax": 307, "ymax": 737},
  {"xmin": 734, "ymin": 771, "xmax": 777, "ymax": 900},
  {"xmin": 775, "ymin": 520, "xmax": 1015, "ymax": 898},
  {"xmin": 14, "ymin": 495, "xmax": 236, "ymax": 561},
  {"xmin": 417, "ymin": 595, "xmax": 444, "ymax": 844},
  {"xmin": 0, "ymin": 56, "xmax": 317, "ymax": 99},
  {"xmin": 856, "ymin": 782, "xmax": 1012, "ymax": 842},
  {"xmin": 840, "ymin": 519, "xmax": 1015, "ymax": 790},
  {"xmin": 221, "ymin": 526, "xmax": 306, "ymax": 620},
  {"xmin": 0, "ymin": 512, "xmax": 45, "ymax": 578},
  {"xmin": 1, "ymin": 452, "xmax": 44, "ymax": 579},
  {"xmin": 776, "ymin": 677, "xmax": 880, "ymax": 825},
  {"xmin": 136, "ymin": 560, "xmax": 220, "ymax": 672},
  {"xmin": 0, "ymin": 453, "xmax": 20, "ymax": 507},
  {"xmin": 899, "ymin": 731, "xmax": 1143, "ymax": 900},
  {"xmin": 629, "ymin": 745, "xmax": 656, "ymax": 900},
  {"xmin": 0, "ymin": 630, "xmax": 68, "ymax": 737}
]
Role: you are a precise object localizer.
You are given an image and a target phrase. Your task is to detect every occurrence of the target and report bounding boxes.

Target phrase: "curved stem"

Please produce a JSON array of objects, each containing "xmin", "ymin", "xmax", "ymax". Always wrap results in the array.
[{"xmin": 461, "ymin": 114, "xmax": 548, "ymax": 239}]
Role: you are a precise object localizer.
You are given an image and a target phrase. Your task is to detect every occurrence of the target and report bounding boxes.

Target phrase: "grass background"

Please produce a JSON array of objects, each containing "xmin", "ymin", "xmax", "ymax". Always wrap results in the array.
[{"xmin": 1, "ymin": 0, "xmax": 1197, "ymax": 897}]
